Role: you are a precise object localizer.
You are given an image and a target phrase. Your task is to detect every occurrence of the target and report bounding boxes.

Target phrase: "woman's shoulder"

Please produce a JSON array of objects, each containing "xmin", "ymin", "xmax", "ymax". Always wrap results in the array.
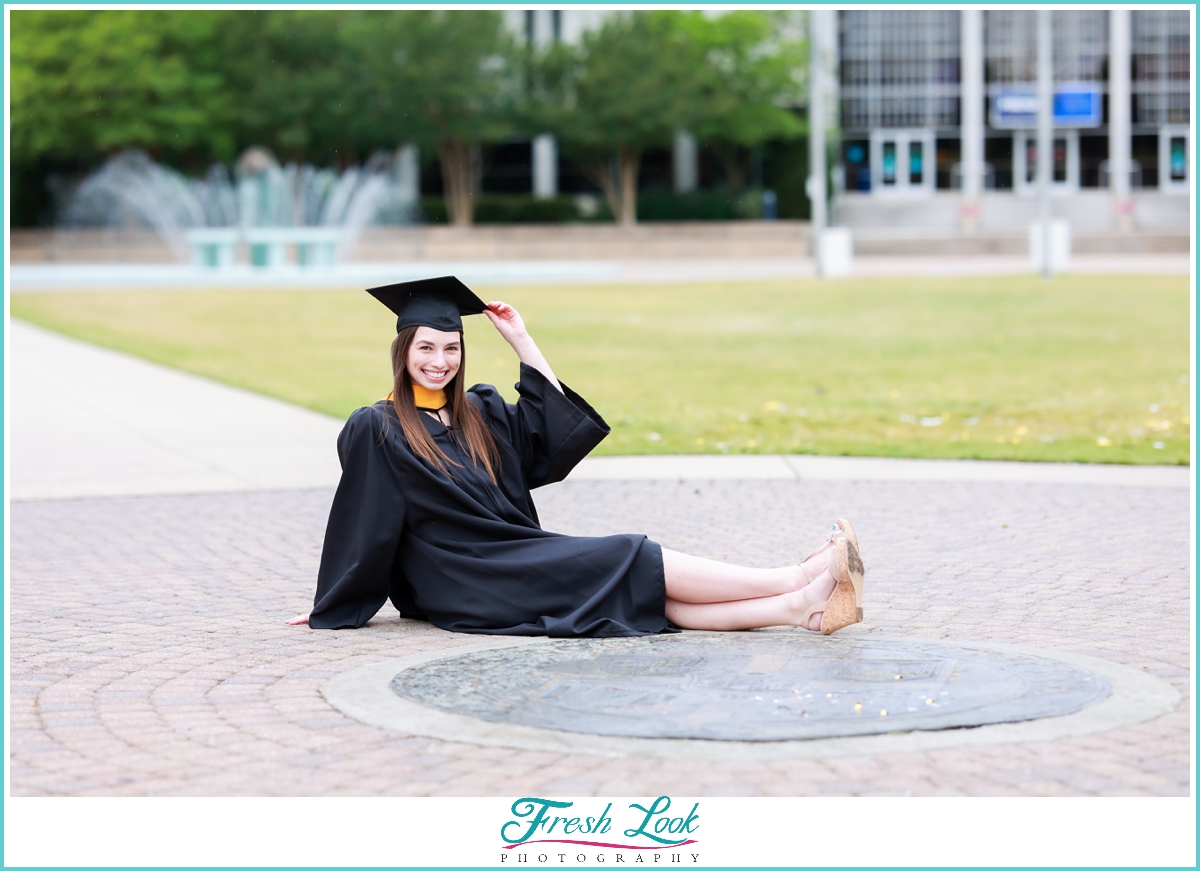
[
  {"xmin": 347, "ymin": 399, "xmax": 394, "ymax": 424},
  {"xmin": 465, "ymin": 382, "xmax": 505, "ymax": 413},
  {"xmin": 339, "ymin": 401, "xmax": 397, "ymax": 444},
  {"xmin": 464, "ymin": 383, "xmax": 518, "ymax": 441},
  {"xmin": 466, "ymin": 381, "xmax": 500, "ymax": 398}
]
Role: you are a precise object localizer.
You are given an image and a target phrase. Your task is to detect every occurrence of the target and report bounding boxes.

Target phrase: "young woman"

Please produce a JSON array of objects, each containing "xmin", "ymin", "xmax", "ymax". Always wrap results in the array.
[{"xmin": 288, "ymin": 277, "xmax": 864, "ymax": 637}]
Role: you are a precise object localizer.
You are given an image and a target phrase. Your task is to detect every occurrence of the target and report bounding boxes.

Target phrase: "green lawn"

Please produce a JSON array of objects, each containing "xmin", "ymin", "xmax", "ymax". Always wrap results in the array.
[{"xmin": 12, "ymin": 274, "xmax": 1191, "ymax": 464}]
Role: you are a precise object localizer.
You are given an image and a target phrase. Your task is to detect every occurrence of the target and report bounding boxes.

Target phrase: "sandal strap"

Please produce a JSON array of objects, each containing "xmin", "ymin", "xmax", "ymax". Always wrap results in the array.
[
  {"xmin": 800, "ymin": 523, "xmax": 843, "ymax": 564},
  {"xmin": 801, "ymin": 599, "xmax": 828, "ymax": 624},
  {"xmin": 799, "ymin": 575, "xmax": 831, "ymax": 624},
  {"xmin": 798, "ymin": 559, "xmax": 817, "ymax": 584}
]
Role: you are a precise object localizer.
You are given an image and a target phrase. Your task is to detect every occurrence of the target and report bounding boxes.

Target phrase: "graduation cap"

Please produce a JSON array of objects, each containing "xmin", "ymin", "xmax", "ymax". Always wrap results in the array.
[{"xmin": 366, "ymin": 276, "xmax": 489, "ymax": 333}]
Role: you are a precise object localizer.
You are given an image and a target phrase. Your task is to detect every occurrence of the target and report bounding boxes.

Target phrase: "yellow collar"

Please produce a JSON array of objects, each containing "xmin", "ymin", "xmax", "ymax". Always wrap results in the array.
[
  {"xmin": 383, "ymin": 385, "xmax": 449, "ymax": 409},
  {"xmin": 411, "ymin": 383, "xmax": 447, "ymax": 409}
]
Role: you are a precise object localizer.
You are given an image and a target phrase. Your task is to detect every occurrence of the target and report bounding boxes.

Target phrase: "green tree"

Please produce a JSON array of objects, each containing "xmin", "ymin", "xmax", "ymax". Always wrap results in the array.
[
  {"xmin": 10, "ymin": 10, "xmax": 521, "ymax": 226},
  {"xmin": 685, "ymin": 11, "xmax": 806, "ymax": 196},
  {"xmin": 343, "ymin": 10, "xmax": 518, "ymax": 226},
  {"xmin": 532, "ymin": 12, "xmax": 709, "ymax": 226},
  {"xmin": 10, "ymin": 10, "xmax": 234, "ymax": 166},
  {"xmin": 213, "ymin": 11, "xmax": 364, "ymax": 166}
]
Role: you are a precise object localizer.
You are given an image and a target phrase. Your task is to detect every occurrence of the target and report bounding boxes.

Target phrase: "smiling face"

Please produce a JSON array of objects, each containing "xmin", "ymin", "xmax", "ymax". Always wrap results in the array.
[{"xmin": 406, "ymin": 326, "xmax": 462, "ymax": 391}]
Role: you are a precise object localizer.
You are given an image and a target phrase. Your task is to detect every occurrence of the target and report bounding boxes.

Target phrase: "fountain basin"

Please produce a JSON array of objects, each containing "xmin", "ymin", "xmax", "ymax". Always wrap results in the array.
[{"xmin": 183, "ymin": 226, "xmax": 343, "ymax": 269}]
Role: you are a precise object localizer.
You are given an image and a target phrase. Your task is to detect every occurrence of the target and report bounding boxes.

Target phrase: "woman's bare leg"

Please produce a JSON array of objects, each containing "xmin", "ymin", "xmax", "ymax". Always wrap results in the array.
[
  {"xmin": 661, "ymin": 547, "xmax": 830, "ymax": 604},
  {"xmin": 665, "ymin": 570, "xmax": 837, "ymax": 631}
]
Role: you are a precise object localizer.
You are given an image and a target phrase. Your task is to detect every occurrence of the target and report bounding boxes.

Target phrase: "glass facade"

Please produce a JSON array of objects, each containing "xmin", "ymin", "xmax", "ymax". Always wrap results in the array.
[
  {"xmin": 1132, "ymin": 10, "xmax": 1190, "ymax": 125},
  {"xmin": 984, "ymin": 10, "xmax": 1109, "ymax": 85},
  {"xmin": 838, "ymin": 9, "xmax": 1191, "ymax": 196},
  {"xmin": 840, "ymin": 11, "xmax": 961, "ymax": 133}
]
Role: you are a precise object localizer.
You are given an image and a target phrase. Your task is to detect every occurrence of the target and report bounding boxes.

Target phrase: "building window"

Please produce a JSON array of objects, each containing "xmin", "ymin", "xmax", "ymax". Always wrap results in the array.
[
  {"xmin": 842, "ymin": 140, "xmax": 871, "ymax": 191},
  {"xmin": 1054, "ymin": 11, "xmax": 1109, "ymax": 84},
  {"xmin": 1132, "ymin": 134, "xmax": 1159, "ymax": 187},
  {"xmin": 984, "ymin": 10, "xmax": 1109, "ymax": 86},
  {"xmin": 552, "ymin": 10, "xmax": 562, "ymax": 42},
  {"xmin": 839, "ymin": 10, "xmax": 961, "ymax": 132},
  {"xmin": 1078, "ymin": 135, "xmax": 1108, "ymax": 188},
  {"xmin": 1133, "ymin": 10, "xmax": 1190, "ymax": 125},
  {"xmin": 985, "ymin": 136, "xmax": 1014, "ymax": 190},
  {"xmin": 935, "ymin": 138, "xmax": 961, "ymax": 190}
]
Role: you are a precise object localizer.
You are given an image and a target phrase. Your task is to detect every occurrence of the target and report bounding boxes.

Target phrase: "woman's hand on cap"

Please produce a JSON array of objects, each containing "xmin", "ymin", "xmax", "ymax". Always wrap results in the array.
[{"xmin": 485, "ymin": 301, "xmax": 529, "ymax": 344}]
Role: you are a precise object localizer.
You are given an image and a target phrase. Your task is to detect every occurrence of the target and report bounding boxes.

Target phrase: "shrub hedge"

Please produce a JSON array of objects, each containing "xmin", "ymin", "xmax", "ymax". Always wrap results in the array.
[{"xmin": 418, "ymin": 189, "xmax": 778, "ymax": 224}]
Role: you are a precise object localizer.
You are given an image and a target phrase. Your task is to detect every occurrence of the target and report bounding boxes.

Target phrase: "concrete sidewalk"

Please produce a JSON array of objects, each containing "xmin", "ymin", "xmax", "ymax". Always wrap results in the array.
[
  {"xmin": 9, "ymin": 321, "xmax": 344, "ymax": 500},
  {"xmin": 9, "ymin": 252, "xmax": 1191, "ymax": 291}
]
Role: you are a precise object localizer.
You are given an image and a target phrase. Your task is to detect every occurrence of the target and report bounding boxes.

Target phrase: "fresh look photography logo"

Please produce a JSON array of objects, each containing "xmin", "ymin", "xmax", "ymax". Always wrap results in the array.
[{"xmin": 500, "ymin": 796, "xmax": 700, "ymax": 864}]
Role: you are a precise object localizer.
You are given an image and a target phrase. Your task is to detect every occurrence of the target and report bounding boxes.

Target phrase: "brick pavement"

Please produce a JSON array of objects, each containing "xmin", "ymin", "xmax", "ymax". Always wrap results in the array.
[{"xmin": 9, "ymin": 477, "xmax": 1190, "ymax": 797}]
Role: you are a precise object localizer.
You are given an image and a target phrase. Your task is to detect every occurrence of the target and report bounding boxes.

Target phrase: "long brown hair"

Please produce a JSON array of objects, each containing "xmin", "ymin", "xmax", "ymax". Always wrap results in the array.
[{"xmin": 389, "ymin": 326, "xmax": 501, "ymax": 483}]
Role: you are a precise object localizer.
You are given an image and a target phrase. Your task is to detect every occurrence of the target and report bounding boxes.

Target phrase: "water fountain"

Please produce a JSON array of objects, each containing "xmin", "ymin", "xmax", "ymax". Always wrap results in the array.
[{"xmin": 59, "ymin": 146, "xmax": 420, "ymax": 268}]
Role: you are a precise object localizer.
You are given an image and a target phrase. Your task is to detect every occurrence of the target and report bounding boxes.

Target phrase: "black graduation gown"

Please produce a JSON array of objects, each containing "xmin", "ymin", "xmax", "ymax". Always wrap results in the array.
[{"xmin": 309, "ymin": 363, "xmax": 670, "ymax": 637}]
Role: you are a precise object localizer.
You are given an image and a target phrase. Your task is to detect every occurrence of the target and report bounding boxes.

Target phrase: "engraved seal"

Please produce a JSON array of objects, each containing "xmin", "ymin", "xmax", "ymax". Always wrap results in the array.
[{"xmin": 390, "ymin": 633, "xmax": 1110, "ymax": 741}]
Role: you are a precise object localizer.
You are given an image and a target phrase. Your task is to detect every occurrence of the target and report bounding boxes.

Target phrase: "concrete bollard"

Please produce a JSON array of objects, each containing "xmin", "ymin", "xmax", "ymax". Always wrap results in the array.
[
  {"xmin": 1029, "ymin": 219, "xmax": 1071, "ymax": 274},
  {"xmin": 818, "ymin": 227, "xmax": 854, "ymax": 277}
]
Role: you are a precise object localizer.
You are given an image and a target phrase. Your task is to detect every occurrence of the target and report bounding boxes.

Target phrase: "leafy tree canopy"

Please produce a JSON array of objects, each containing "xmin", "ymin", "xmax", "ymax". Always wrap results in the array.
[
  {"xmin": 214, "ymin": 10, "xmax": 362, "ymax": 164},
  {"xmin": 10, "ymin": 10, "xmax": 234, "ymax": 164},
  {"xmin": 10, "ymin": 9, "xmax": 807, "ymax": 226},
  {"xmin": 540, "ymin": 12, "xmax": 709, "ymax": 153},
  {"xmin": 528, "ymin": 11, "xmax": 711, "ymax": 224},
  {"xmin": 678, "ymin": 10, "xmax": 806, "ymax": 195},
  {"xmin": 341, "ymin": 10, "xmax": 519, "ymax": 224},
  {"xmin": 685, "ymin": 11, "xmax": 806, "ymax": 151},
  {"xmin": 343, "ymin": 10, "xmax": 517, "ymax": 150}
]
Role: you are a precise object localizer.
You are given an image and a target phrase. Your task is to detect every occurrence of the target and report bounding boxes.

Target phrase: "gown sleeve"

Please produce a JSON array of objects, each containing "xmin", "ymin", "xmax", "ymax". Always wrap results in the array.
[
  {"xmin": 309, "ymin": 406, "xmax": 411, "ymax": 629},
  {"xmin": 470, "ymin": 362, "xmax": 611, "ymax": 489}
]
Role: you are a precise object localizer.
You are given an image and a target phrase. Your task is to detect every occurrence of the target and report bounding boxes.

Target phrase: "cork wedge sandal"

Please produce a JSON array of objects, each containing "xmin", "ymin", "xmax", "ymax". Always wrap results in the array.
[
  {"xmin": 799, "ymin": 519, "xmax": 864, "ymax": 622},
  {"xmin": 800, "ymin": 533, "xmax": 865, "ymax": 635},
  {"xmin": 801, "ymin": 518, "xmax": 860, "ymax": 564},
  {"xmin": 833, "ymin": 518, "xmax": 860, "ymax": 557}
]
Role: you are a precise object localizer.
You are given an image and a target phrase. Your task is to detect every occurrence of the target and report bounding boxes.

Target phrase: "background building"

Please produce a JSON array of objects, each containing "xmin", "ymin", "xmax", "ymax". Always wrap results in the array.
[
  {"xmin": 498, "ymin": 9, "xmax": 1190, "ymax": 232},
  {"xmin": 835, "ymin": 8, "xmax": 1190, "ymax": 233}
]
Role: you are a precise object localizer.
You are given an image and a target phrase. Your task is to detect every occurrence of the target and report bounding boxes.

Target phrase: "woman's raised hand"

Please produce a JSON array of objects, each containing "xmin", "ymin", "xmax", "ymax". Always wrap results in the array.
[
  {"xmin": 484, "ymin": 300, "xmax": 564, "ymax": 392},
  {"xmin": 484, "ymin": 301, "xmax": 528, "ymax": 346}
]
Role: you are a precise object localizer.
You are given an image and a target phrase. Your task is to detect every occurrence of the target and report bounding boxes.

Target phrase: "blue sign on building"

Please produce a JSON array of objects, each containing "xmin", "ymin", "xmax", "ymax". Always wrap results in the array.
[{"xmin": 990, "ymin": 83, "xmax": 1103, "ymax": 129}]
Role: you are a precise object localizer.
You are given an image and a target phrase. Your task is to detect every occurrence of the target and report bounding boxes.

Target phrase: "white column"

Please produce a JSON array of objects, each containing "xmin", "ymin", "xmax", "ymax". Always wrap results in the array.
[
  {"xmin": 532, "ymin": 134, "xmax": 558, "ymax": 199},
  {"xmin": 673, "ymin": 131, "xmax": 697, "ymax": 193},
  {"xmin": 824, "ymin": 11, "xmax": 840, "ymax": 196},
  {"xmin": 809, "ymin": 11, "xmax": 827, "ymax": 249},
  {"xmin": 395, "ymin": 143, "xmax": 419, "ymax": 207},
  {"xmin": 808, "ymin": 10, "xmax": 850, "ymax": 277},
  {"xmin": 960, "ymin": 9, "xmax": 984, "ymax": 233},
  {"xmin": 808, "ymin": 11, "xmax": 840, "ymax": 223},
  {"xmin": 532, "ymin": 9, "xmax": 553, "ymax": 48},
  {"xmin": 1036, "ymin": 10, "xmax": 1054, "ymax": 276},
  {"xmin": 530, "ymin": 11, "xmax": 561, "ymax": 201},
  {"xmin": 1109, "ymin": 9, "xmax": 1133, "ymax": 231}
]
